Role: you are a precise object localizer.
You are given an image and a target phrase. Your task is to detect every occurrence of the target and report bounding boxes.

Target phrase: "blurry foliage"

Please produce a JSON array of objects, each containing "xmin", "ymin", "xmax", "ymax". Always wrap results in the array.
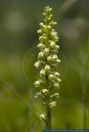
[{"xmin": 0, "ymin": 0, "xmax": 89, "ymax": 131}]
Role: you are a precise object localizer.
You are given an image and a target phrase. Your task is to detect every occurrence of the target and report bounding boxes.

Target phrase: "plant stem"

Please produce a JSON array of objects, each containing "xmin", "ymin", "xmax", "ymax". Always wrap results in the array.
[
  {"xmin": 82, "ymin": 37, "xmax": 89, "ymax": 129},
  {"xmin": 83, "ymin": 101, "xmax": 87, "ymax": 129},
  {"xmin": 46, "ymin": 104, "xmax": 51, "ymax": 129},
  {"xmin": 82, "ymin": 84, "xmax": 87, "ymax": 129}
]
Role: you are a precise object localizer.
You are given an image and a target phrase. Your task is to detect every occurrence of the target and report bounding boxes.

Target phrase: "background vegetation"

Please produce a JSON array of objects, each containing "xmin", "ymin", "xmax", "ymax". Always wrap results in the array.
[{"xmin": 0, "ymin": 0, "xmax": 89, "ymax": 131}]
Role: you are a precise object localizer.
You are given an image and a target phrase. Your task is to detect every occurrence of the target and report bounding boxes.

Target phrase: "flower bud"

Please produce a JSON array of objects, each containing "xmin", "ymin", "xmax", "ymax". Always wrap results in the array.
[
  {"xmin": 54, "ymin": 93, "xmax": 59, "ymax": 98},
  {"xmin": 39, "ymin": 35, "xmax": 46, "ymax": 41},
  {"xmin": 52, "ymin": 55, "xmax": 58, "ymax": 59},
  {"xmin": 50, "ymin": 41, "xmax": 56, "ymax": 48},
  {"xmin": 37, "ymin": 43, "xmax": 45, "ymax": 50},
  {"xmin": 34, "ymin": 61, "xmax": 40, "ymax": 69},
  {"xmin": 51, "ymin": 21, "xmax": 57, "ymax": 25},
  {"xmin": 37, "ymin": 29, "xmax": 42, "ymax": 34},
  {"xmin": 34, "ymin": 92, "xmax": 41, "ymax": 98},
  {"xmin": 55, "ymin": 36, "xmax": 59, "ymax": 41},
  {"xmin": 49, "ymin": 101, "xmax": 56, "ymax": 108},
  {"xmin": 48, "ymin": 8, "xmax": 52, "ymax": 12},
  {"xmin": 51, "ymin": 31, "xmax": 57, "ymax": 36},
  {"xmin": 47, "ymin": 25, "xmax": 51, "ymax": 29},
  {"xmin": 43, "ymin": 12, "xmax": 46, "ymax": 16},
  {"xmin": 44, "ymin": 65, "xmax": 50, "ymax": 72},
  {"xmin": 56, "ymin": 59, "xmax": 61, "ymax": 63},
  {"xmin": 43, "ymin": 48, "xmax": 49, "ymax": 55},
  {"xmin": 42, "ymin": 89, "xmax": 49, "ymax": 95},
  {"xmin": 40, "ymin": 23, "xmax": 46, "ymax": 28},
  {"xmin": 34, "ymin": 80, "xmax": 41, "ymax": 88},
  {"xmin": 50, "ymin": 93, "xmax": 59, "ymax": 99},
  {"xmin": 40, "ymin": 69, "xmax": 45, "ymax": 76},
  {"xmin": 47, "ymin": 56, "xmax": 52, "ymax": 62},
  {"xmin": 54, "ymin": 72, "xmax": 60, "ymax": 77},
  {"xmin": 45, "ymin": 6, "xmax": 52, "ymax": 12},
  {"xmin": 48, "ymin": 74, "xmax": 55, "ymax": 81},
  {"xmin": 56, "ymin": 78, "xmax": 61, "ymax": 82},
  {"xmin": 53, "ymin": 83, "xmax": 59, "ymax": 88},
  {"xmin": 40, "ymin": 114, "xmax": 46, "ymax": 120},
  {"xmin": 38, "ymin": 52, "xmax": 44, "ymax": 59},
  {"xmin": 56, "ymin": 45, "xmax": 60, "ymax": 50}
]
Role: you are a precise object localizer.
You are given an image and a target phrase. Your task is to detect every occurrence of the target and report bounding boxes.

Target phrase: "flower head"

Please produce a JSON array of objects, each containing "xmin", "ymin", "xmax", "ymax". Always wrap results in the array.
[{"xmin": 34, "ymin": 6, "xmax": 61, "ymax": 124}]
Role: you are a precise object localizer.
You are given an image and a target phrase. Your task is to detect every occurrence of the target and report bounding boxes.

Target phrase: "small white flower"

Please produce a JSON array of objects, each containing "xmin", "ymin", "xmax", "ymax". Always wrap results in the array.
[
  {"xmin": 34, "ymin": 80, "xmax": 41, "ymax": 88},
  {"xmin": 50, "ymin": 93, "xmax": 59, "ymax": 98},
  {"xmin": 43, "ymin": 12, "xmax": 46, "ymax": 16},
  {"xmin": 50, "ymin": 41, "xmax": 56, "ymax": 48},
  {"xmin": 49, "ymin": 101, "xmax": 56, "ymax": 108},
  {"xmin": 45, "ymin": 6, "xmax": 52, "ymax": 12},
  {"xmin": 39, "ymin": 23, "xmax": 46, "ymax": 28},
  {"xmin": 40, "ymin": 69, "xmax": 45, "ymax": 76},
  {"xmin": 37, "ymin": 43, "xmax": 45, "ymax": 50},
  {"xmin": 51, "ymin": 31, "xmax": 57, "ymax": 36},
  {"xmin": 43, "ymin": 48, "xmax": 49, "ymax": 55},
  {"xmin": 51, "ymin": 21, "xmax": 57, "ymax": 25},
  {"xmin": 54, "ymin": 72, "xmax": 60, "ymax": 77},
  {"xmin": 34, "ymin": 61, "xmax": 40, "ymax": 69},
  {"xmin": 44, "ymin": 65, "xmax": 50, "ymax": 72},
  {"xmin": 47, "ymin": 25, "xmax": 51, "ymax": 29},
  {"xmin": 37, "ymin": 29, "xmax": 42, "ymax": 34},
  {"xmin": 48, "ymin": 7, "xmax": 52, "ymax": 12},
  {"xmin": 53, "ymin": 83, "xmax": 59, "ymax": 88},
  {"xmin": 42, "ymin": 89, "xmax": 49, "ymax": 95},
  {"xmin": 47, "ymin": 55, "xmax": 60, "ymax": 63},
  {"xmin": 56, "ymin": 45, "xmax": 60, "ymax": 50},
  {"xmin": 34, "ymin": 92, "xmax": 41, "ymax": 98},
  {"xmin": 56, "ymin": 78, "xmax": 61, "ymax": 82},
  {"xmin": 52, "ymin": 55, "xmax": 58, "ymax": 60},
  {"xmin": 56, "ymin": 59, "xmax": 61, "ymax": 63},
  {"xmin": 38, "ymin": 52, "xmax": 44, "ymax": 59},
  {"xmin": 47, "ymin": 56, "xmax": 52, "ymax": 61},
  {"xmin": 54, "ymin": 93, "xmax": 59, "ymax": 98},
  {"xmin": 39, "ymin": 35, "xmax": 46, "ymax": 41},
  {"xmin": 48, "ymin": 74, "xmax": 55, "ymax": 81},
  {"xmin": 40, "ymin": 113, "xmax": 46, "ymax": 120}
]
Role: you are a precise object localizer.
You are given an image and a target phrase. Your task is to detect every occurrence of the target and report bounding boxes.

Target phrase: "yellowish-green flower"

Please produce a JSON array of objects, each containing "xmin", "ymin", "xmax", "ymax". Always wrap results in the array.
[{"xmin": 34, "ymin": 6, "xmax": 61, "ymax": 128}]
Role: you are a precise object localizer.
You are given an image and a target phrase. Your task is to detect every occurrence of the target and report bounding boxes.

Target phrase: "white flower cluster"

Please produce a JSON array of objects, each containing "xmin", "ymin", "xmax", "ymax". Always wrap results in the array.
[{"xmin": 34, "ymin": 6, "xmax": 61, "ymax": 109}]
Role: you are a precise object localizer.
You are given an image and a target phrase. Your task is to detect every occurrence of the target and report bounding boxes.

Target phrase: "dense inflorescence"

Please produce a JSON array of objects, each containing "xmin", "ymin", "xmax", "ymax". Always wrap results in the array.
[{"xmin": 34, "ymin": 6, "xmax": 61, "ymax": 122}]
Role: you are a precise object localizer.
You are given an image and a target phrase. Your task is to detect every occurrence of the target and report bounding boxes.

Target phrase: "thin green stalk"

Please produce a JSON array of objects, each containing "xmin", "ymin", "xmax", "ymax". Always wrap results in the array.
[
  {"xmin": 46, "ymin": 104, "xmax": 51, "ymax": 129},
  {"xmin": 82, "ymin": 84, "xmax": 87, "ymax": 129},
  {"xmin": 83, "ymin": 101, "xmax": 87, "ymax": 129},
  {"xmin": 82, "ymin": 73, "xmax": 87, "ymax": 129}
]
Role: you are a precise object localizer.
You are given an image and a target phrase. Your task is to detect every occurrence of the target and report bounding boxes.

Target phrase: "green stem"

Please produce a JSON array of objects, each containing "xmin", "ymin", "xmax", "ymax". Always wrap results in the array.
[
  {"xmin": 46, "ymin": 104, "xmax": 51, "ymax": 129},
  {"xmin": 82, "ymin": 37, "xmax": 89, "ymax": 129},
  {"xmin": 83, "ymin": 102, "xmax": 87, "ymax": 129},
  {"xmin": 82, "ymin": 85, "xmax": 87, "ymax": 129}
]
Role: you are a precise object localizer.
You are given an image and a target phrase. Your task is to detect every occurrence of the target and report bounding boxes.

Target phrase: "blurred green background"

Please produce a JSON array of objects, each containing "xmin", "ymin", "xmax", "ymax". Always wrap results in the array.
[{"xmin": 0, "ymin": 0, "xmax": 89, "ymax": 131}]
